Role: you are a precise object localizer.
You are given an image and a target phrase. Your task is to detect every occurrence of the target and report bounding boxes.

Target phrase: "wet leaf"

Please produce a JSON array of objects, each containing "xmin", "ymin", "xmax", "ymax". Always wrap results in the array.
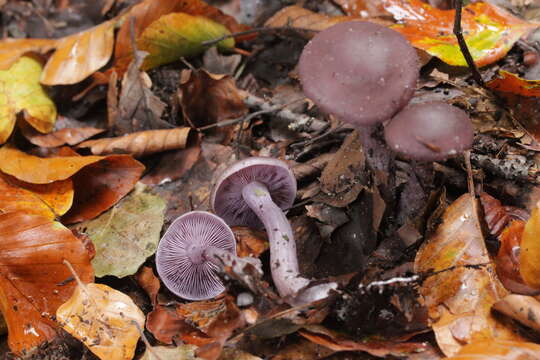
[
  {"xmin": 56, "ymin": 277, "xmax": 145, "ymax": 360},
  {"xmin": 0, "ymin": 212, "xmax": 93, "ymax": 354},
  {"xmin": 0, "ymin": 172, "xmax": 73, "ymax": 219},
  {"xmin": 141, "ymin": 345, "xmax": 200, "ymax": 360},
  {"xmin": 488, "ymin": 70, "xmax": 540, "ymax": 97},
  {"xmin": 334, "ymin": 0, "xmax": 387, "ymax": 17},
  {"xmin": 415, "ymin": 194, "xmax": 524, "ymax": 356},
  {"xmin": 0, "ymin": 56, "xmax": 56, "ymax": 144},
  {"xmin": 520, "ymin": 206, "xmax": 540, "ymax": 289},
  {"xmin": 265, "ymin": 5, "xmax": 353, "ymax": 32},
  {"xmin": 493, "ymin": 295, "xmax": 540, "ymax": 333},
  {"xmin": 78, "ymin": 127, "xmax": 192, "ymax": 157},
  {"xmin": 383, "ymin": 0, "xmax": 540, "ymax": 66},
  {"xmin": 138, "ymin": 13, "xmax": 234, "ymax": 70},
  {"xmin": 445, "ymin": 340, "xmax": 540, "ymax": 359},
  {"xmin": 74, "ymin": 183, "xmax": 165, "ymax": 278}
]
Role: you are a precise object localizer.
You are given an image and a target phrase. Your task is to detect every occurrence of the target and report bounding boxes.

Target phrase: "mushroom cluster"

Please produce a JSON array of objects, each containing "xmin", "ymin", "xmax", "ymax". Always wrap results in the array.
[{"xmin": 298, "ymin": 20, "xmax": 474, "ymax": 163}]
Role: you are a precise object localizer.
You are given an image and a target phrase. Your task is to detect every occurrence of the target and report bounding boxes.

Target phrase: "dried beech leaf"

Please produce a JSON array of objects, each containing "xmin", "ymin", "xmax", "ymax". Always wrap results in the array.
[
  {"xmin": 415, "ymin": 194, "xmax": 524, "ymax": 356},
  {"xmin": 0, "ymin": 172, "xmax": 73, "ymax": 219},
  {"xmin": 74, "ymin": 183, "xmax": 165, "ymax": 278},
  {"xmin": 231, "ymin": 226, "xmax": 268, "ymax": 258},
  {"xmin": 493, "ymin": 295, "xmax": 540, "ymax": 333},
  {"xmin": 135, "ymin": 266, "xmax": 160, "ymax": 306},
  {"xmin": 265, "ymin": 5, "xmax": 353, "ymax": 32},
  {"xmin": 0, "ymin": 56, "xmax": 56, "ymax": 144},
  {"xmin": 57, "ymin": 280, "xmax": 145, "ymax": 360},
  {"xmin": 21, "ymin": 121, "xmax": 105, "ymax": 148},
  {"xmin": 445, "ymin": 340, "xmax": 540, "ymax": 359},
  {"xmin": 78, "ymin": 127, "xmax": 192, "ymax": 157},
  {"xmin": 141, "ymin": 345, "xmax": 200, "ymax": 360},
  {"xmin": 0, "ymin": 212, "xmax": 93, "ymax": 354},
  {"xmin": 0, "ymin": 39, "xmax": 56, "ymax": 70},
  {"xmin": 334, "ymin": 0, "xmax": 387, "ymax": 17},
  {"xmin": 488, "ymin": 70, "xmax": 540, "ymax": 97},
  {"xmin": 146, "ymin": 305, "xmax": 211, "ymax": 346},
  {"xmin": 520, "ymin": 206, "xmax": 540, "ymax": 289}
]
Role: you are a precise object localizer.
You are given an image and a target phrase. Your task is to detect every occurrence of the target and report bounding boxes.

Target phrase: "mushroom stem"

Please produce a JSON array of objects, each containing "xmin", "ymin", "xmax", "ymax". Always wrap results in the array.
[{"xmin": 241, "ymin": 181, "xmax": 310, "ymax": 298}]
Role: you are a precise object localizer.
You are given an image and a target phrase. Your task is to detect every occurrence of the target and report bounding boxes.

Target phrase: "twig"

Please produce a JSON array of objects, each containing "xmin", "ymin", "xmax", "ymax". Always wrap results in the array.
[
  {"xmin": 453, "ymin": 0, "xmax": 485, "ymax": 87},
  {"xmin": 202, "ymin": 26, "xmax": 319, "ymax": 47},
  {"xmin": 197, "ymin": 104, "xmax": 289, "ymax": 131}
]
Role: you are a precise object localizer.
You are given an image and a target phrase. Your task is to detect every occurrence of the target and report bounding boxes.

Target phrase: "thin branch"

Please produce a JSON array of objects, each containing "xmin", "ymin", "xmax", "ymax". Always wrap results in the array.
[
  {"xmin": 453, "ymin": 0, "xmax": 485, "ymax": 87},
  {"xmin": 201, "ymin": 26, "xmax": 319, "ymax": 47}
]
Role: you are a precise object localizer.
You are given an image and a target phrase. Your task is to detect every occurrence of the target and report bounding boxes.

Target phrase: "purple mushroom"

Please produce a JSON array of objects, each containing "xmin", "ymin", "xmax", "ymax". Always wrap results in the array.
[
  {"xmin": 156, "ymin": 211, "xmax": 258, "ymax": 300},
  {"xmin": 211, "ymin": 157, "xmax": 336, "ymax": 304},
  {"xmin": 384, "ymin": 102, "xmax": 474, "ymax": 161},
  {"xmin": 298, "ymin": 21, "xmax": 419, "ymax": 167}
]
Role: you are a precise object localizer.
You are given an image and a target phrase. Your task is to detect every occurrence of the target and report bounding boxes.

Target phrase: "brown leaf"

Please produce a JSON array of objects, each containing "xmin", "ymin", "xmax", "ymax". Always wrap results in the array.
[
  {"xmin": 78, "ymin": 127, "xmax": 191, "ymax": 157},
  {"xmin": 316, "ymin": 130, "xmax": 366, "ymax": 207},
  {"xmin": 415, "ymin": 194, "xmax": 524, "ymax": 356},
  {"xmin": 480, "ymin": 192, "xmax": 512, "ymax": 237},
  {"xmin": 146, "ymin": 305, "xmax": 211, "ymax": 346},
  {"xmin": 0, "ymin": 212, "xmax": 93, "ymax": 354},
  {"xmin": 179, "ymin": 69, "xmax": 247, "ymax": 129},
  {"xmin": 299, "ymin": 325, "xmax": 427, "ymax": 358},
  {"xmin": 445, "ymin": 340, "xmax": 540, "ymax": 359},
  {"xmin": 264, "ymin": 6, "xmax": 353, "ymax": 32},
  {"xmin": 334, "ymin": 0, "xmax": 387, "ymax": 17},
  {"xmin": 135, "ymin": 266, "xmax": 160, "ymax": 307},
  {"xmin": 231, "ymin": 226, "xmax": 268, "ymax": 258},
  {"xmin": 113, "ymin": 0, "xmax": 250, "ymax": 75},
  {"xmin": 493, "ymin": 295, "xmax": 540, "ymax": 333},
  {"xmin": 20, "ymin": 117, "xmax": 104, "ymax": 148}
]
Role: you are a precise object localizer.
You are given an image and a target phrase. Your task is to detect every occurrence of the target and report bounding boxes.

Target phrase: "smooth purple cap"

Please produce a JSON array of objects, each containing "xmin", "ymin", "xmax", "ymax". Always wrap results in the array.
[
  {"xmin": 156, "ymin": 211, "xmax": 236, "ymax": 300},
  {"xmin": 384, "ymin": 102, "xmax": 474, "ymax": 161},
  {"xmin": 211, "ymin": 157, "xmax": 297, "ymax": 229},
  {"xmin": 298, "ymin": 21, "xmax": 419, "ymax": 126}
]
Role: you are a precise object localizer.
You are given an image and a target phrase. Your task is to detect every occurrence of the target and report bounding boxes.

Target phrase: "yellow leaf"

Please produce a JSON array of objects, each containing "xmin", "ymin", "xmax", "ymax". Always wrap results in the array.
[
  {"xmin": 56, "ymin": 276, "xmax": 145, "ymax": 360},
  {"xmin": 0, "ymin": 56, "xmax": 56, "ymax": 144},
  {"xmin": 137, "ymin": 12, "xmax": 235, "ymax": 70},
  {"xmin": 520, "ymin": 206, "xmax": 540, "ymax": 289}
]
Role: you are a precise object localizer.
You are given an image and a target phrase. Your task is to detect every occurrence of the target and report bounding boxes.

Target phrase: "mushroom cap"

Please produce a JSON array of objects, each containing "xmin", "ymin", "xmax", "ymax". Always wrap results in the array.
[
  {"xmin": 156, "ymin": 211, "xmax": 236, "ymax": 300},
  {"xmin": 298, "ymin": 21, "xmax": 419, "ymax": 126},
  {"xmin": 384, "ymin": 102, "xmax": 474, "ymax": 161},
  {"xmin": 211, "ymin": 157, "xmax": 296, "ymax": 229}
]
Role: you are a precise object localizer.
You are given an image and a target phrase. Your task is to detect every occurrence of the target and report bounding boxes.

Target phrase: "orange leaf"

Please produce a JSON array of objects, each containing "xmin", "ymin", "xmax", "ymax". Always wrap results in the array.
[
  {"xmin": 334, "ymin": 0, "xmax": 387, "ymax": 17},
  {"xmin": 0, "ymin": 39, "xmax": 56, "ymax": 70},
  {"xmin": 78, "ymin": 127, "xmax": 192, "ymax": 157},
  {"xmin": 0, "ymin": 172, "xmax": 73, "ymax": 219},
  {"xmin": 231, "ymin": 226, "xmax": 268, "ymax": 258},
  {"xmin": 20, "ymin": 118, "xmax": 105, "ymax": 148},
  {"xmin": 382, "ymin": 0, "xmax": 539, "ymax": 67},
  {"xmin": 0, "ymin": 212, "xmax": 93, "ymax": 354},
  {"xmin": 519, "ymin": 206, "xmax": 540, "ymax": 289},
  {"xmin": 488, "ymin": 70, "xmax": 540, "ymax": 97},
  {"xmin": 146, "ymin": 305, "xmax": 211, "ymax": 346},
  {"xmin": 445, "ymin": 340, "xmax": 540, "ymax": 359},
  {"xmin": 415, "ymin": 194, "xmax": 524, "ymax": 356},
  {"xmin": 265, "ymin": 5, "xmax": 355, "ymax": 31}
]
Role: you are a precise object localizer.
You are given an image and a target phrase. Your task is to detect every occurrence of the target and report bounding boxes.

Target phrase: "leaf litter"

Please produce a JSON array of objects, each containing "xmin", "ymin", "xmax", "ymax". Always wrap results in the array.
[{"xmin": 2, "ymin": 0, "xmax": 540, "ymax": 358}]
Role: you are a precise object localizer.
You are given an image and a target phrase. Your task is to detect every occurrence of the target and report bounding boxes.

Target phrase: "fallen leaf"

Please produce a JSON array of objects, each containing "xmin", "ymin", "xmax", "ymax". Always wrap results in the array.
[
  {"xmin": 265, "ymin": 5, "xmax": 353, "ymax": 32},
  {"xmin": 179, "ymin": 69, "xmax": 247, "ymax": 129},
  {"xmin": 56, "ymin": 268, "xmax": 145, "ymax": 360},
  {"xmin": 231, "ymin": 226, "xmax": 268, "ymax": 258},
  {"xmin": 316, "ymin": 130, "xmax": 366, "ymax": 207},
  {"xmin": 383, "ymin": 0, "xmax": 540, "ymax": 66},
  {"xmin": 334, "ymin": 0, "xmax": 387, "ymax": 17},
  {"xmin": 141, "ymin": 345, "xmax": 201, "ymax": 360},
  {"xmin": 488, "ymin": 70, "xmax": 540, "ymax": 97},
  {"xmin": 519, "ymin": 205, "xmax": 540, "ymax": 289},
  {"xmin": 135, "ymin": 266, "xmax": 160, "ymax": 306},
  {"xmin": 0, "ymin": 56, "xmax": 56, "ymax": 144},
  {"xmin": 480, "ymin": 192, "xmax": 512, "ymax": 238},
  {"xmin": 113, "ymin": 50, "xmax": 167, "ymax": 135},
  {"xmin": 493, "ymin": 295, "xmax": 540, "ymax": 333},
  {"xmin": 415, "ymin": 194, "xmax": 523, "ymax": 356},
  {"xmin": 138, "ymin": 13, "xmax": 234, "ymax": 70},
  {"xmin": 0, "ymin": 17, "xmax": 118, "ymax": 85},
  {"xmin": 219, "ymin": 348, "xmax": 262, "ymax": 360},
  {"xmin": 146, "ymin": 305, "xmax": 211, "ymax": 346},
  {"xmin": 0, "ymin": 212, "xmax": 93, "ymax": 354},
  {"xmin": 299, "ymin": 325, "xmax": 427, "ymax": 358},
  {"xmin": 444, "ymin": 340, "xmax": 540, "ymax": 359},
  {"xmin": 0, "ymin": 172, "xmax": 73, "ymax": 219},
  {"xmin": 78, "ymin": 127, "xmax": 192, "ymax": 157},
  {"xmin": 113, "ymin": 0, "xmax": 249, "ymax": 74},
  {"xmin": 74, "ymin": 183, "xmax": 165, "ymax": 278}
]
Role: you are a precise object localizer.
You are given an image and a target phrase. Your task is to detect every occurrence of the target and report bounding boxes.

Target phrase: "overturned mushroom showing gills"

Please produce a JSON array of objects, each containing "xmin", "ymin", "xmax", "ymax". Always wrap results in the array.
[
  {"xmin": 211, "ymin": 157, "xmax": 336, "ymax": 303},
  {"xmin": 384, "ymin": 102, "xmax": 474, "ymax": 161},
  {"xmin": 156, "ymin": 211, "xmax": 237, "ymax": 301}
]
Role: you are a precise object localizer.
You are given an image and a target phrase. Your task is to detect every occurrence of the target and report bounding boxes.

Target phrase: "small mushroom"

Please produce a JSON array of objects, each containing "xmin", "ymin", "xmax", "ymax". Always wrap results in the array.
[
  {"xmin": 211, "ymin": 157, "xmax": 336, "ymax": 304},
  {"xmin": 298, "ymin": 21, "xmax": 419, "ymax": 168},
  {"xmin": 156, "ymin": 211, "xmax": 257, "ymax": 300},
  {"xmin": 384, "ymin": 102, "xmax": 474, "ymax": 161}
]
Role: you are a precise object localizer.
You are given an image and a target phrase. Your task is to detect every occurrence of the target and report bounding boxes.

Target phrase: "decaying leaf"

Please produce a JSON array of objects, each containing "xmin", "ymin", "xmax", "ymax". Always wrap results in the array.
[
  {"xmin": 141, "ymin": 345, "xmax": 200, "ymax": 360},
  {"xmin": 0, "ymin": 56, "xmax": 56, "ymax": 144},
  {"xmin": 78, "ymin": 127, "xmax": 192, "ymax": 157},
  {"xmin": 415, "ymin": 194, "xmax": 523, "ymax": 356},
  {"xmin": 444, "ymin": 340, "xmax": 540, "ymax": 359},
  {"xmin": 383, "ymin": 0, "xmax": 540, "ymax": 67},
  {"xmin": 74, "ymin": 183, "xmax": 165, "ymax": 278},
  {"xmin": 138, "ymin": 13, "xmax": 234, "ymax": 70},
  {"xmin": 231, "ymin": 226, "xmax": 268, "ymax": 258},
  {"xmin": 0, "ymin": 172, "xmax": 73, "ymax": 220},
  {"xmin": 265, "ymin": 5, "xmax": 353, "ymax": 32},
  {"xmin": 0, "ymin": 212, "xmax": 93, "ymax": 354},
  {"xmin": 56, "ymin": 263, "xmax": 145, "ymax": 360},
  {"xmin": 334, "ymin": 0, "xmax": 387, "ymax": 17},
  {"xmin": 488, "ymin": 70, "xmax": 540, "ymax": 97},
  {"xmin": 519, "ymin": 205, "xmax": 540, "ymax": 289},
  {"xmin": 493, "ymin": 295, "xmax": 540, "ymax": 333},
  {"xmin": 146, "ymin": 305, "xmax": 211, "ymax": 346},
  {"xmin": 135, "ymin": 266, "xmax": 160, "ymax": 307}
]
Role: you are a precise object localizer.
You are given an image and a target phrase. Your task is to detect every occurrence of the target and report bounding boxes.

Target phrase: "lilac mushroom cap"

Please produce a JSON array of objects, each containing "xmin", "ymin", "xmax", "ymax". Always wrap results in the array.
[
  {"xmin": 298, "ymin": 21, "xmax": 419, "ymax": 126},
  {"xmin": 384, "ymin": 102, "xmax": 474, "ymax": 161},
  {"xmin": 156, "ymin": 211, "xmax": 236, "ymax": 301},
  {"xmin": 211, "ymin": 157, "xmax": 297, "ymax": 229}
]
